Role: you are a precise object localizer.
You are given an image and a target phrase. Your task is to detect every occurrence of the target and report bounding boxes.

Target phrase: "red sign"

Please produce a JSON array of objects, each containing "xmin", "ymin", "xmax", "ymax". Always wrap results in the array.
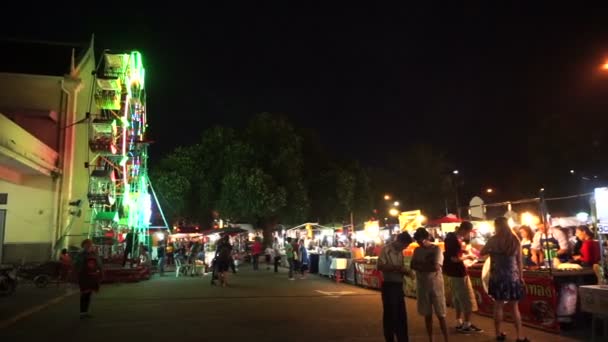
[
  {"xmin": 354, "ymin": 260, "xmax": 383, "ymax": 289},
  {"xmin": 468, "ymin": 268, "xmax": 559, "ymax": 332}
]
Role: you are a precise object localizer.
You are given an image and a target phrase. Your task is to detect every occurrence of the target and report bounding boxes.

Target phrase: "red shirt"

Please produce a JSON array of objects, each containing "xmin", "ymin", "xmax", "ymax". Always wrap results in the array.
[
  {"xmin": 252, "ymin": 242, "xmax": 263, "ymax": 255},
  {"xmin": 580, "ymin": 239, "xmax": 600, "ymax": 265}
]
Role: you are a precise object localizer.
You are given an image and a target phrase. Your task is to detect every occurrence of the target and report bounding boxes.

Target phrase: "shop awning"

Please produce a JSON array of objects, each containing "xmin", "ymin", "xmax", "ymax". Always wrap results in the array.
[{"xmin": 427, "ymin": 215, "xmax": 462, "ymax": 225}]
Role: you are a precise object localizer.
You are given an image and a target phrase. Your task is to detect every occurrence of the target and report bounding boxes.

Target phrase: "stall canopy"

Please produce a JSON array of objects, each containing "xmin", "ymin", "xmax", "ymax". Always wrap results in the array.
[
  {"xmin": 427, "ymin": 215, "xmax": 462, "ymax": 225},
  {"xmin": 202, "ymin": 227, "xmax": 247, "ymax": 235}
]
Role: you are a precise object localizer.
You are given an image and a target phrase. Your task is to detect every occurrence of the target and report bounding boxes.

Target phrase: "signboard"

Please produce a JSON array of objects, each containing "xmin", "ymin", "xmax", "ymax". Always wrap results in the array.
[
  {"xmin": 469, "ymin": 268, "xmax": 560, "ymax": 332},
  {"xmin": 354, "ymin": 261, "xmax": 383, "ymax": 289},
  {"xmin": 595, "ymin": 187, "xmax": 608, "ymax": 233}
]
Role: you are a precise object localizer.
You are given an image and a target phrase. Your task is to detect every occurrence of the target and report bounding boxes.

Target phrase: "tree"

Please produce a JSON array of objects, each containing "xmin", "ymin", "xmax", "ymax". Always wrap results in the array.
[
  {"xmin": 149, "ymin": 168, "xmax": 190, "ymax": 224},
  {"xmin": 382, "ymin": 144, "xmax": 455, "ymax": 218},
  {"xmin": 245, "ymin": 113, "xmax": 309, "ymax": 225},
  {"xmin": 217, "ymin": 168, "xmax": 287, "ymax": 222}
]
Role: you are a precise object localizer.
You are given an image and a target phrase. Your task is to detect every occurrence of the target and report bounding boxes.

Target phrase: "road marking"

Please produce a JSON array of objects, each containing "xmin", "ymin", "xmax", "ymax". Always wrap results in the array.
[
  {"xmin": 315, "ymin": 290, "xmax": 356, "ymax": 297},
  {"xmin": 0, "ymin": 289, "xmax": 76, "ymax": 330}
]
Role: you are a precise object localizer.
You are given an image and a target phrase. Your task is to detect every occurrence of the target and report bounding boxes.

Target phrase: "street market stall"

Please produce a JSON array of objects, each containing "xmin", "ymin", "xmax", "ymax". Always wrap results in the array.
[{"xmin": 464, "ymin": 193, "xmax": 600, "ymax": 333}]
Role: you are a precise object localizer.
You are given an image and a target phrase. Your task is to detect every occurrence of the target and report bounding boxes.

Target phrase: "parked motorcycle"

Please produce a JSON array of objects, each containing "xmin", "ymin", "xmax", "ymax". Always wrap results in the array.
[{"xmin": 0, "ymin": 265, "xmax": 17, "ymax": 296}]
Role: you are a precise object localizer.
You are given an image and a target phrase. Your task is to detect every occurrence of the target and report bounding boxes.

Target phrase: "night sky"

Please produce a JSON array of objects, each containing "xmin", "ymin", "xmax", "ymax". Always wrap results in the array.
[{"xmin": 4, "ymin": 3, "xmax": 608, "ymax": 199}]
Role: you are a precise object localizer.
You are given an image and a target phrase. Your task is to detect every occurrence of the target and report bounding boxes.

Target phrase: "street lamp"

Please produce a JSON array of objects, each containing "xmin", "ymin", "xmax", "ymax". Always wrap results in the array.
[
  {"xmin": 451, "ymin": 170, "xmax": 461, "ymax": 218},
  {"xmin": 394, "ymin": 201, "xmax": 400, "ymax": 206},
  {"xmin": 384, "ymin": 194, "xmax": 391, "ymax": 201}
]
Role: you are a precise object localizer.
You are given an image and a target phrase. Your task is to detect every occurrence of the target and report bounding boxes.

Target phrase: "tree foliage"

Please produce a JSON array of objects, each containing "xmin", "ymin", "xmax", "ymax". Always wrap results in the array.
[{"xmin": 152, "ymin": 116, "xmax": 450, "ymax": 229}]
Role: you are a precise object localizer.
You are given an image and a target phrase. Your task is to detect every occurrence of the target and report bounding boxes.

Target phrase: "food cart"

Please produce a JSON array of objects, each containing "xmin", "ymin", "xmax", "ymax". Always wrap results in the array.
[{"xmin": 465, "ymin": 194, "xmax": 600, "ymax": 333}]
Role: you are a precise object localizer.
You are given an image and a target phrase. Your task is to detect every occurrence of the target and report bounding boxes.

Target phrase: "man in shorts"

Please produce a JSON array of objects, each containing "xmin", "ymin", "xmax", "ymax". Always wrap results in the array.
[
  {"xmin": 411, "ymin": 228, "xmax": 448, "ymax": 342},
  {"xmin": 443, "ymin": 221, "xmax": 483, "ymax": 333}
]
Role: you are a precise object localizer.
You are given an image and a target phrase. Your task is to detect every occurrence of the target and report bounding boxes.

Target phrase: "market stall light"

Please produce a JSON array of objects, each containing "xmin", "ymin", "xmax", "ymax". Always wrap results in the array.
[
  {"xmin": 508, "ymin": 218, "xmax": 516, "ymax": 228},
  {"xmin": 602, "ymin": 60, "xmax": 608, "ymax": 70},
  {"xmin": 521, "ymin": 212, "xmax": 540, "ymax": 226},
  {"xmin": 389, "ymin": 208, "xmax": 400, "ymax": 216},
  {"xmin": 570, "ymin": 170, "xmax": 575, "ymax": 174},
  {"xmin": 486, "ymin": 188, "xmax": 493, "ymax": 194},
  {"xmin": 576, "ymin": 212, "xmax": 589, "ymax": 222},
  {"xmin": 384, "ymin": 194, "xmax": 391, "ymax": 200},
  {"xmin": 478, "ymin": 222, "xmax": 491, "ymax": 235},
  {"xmin": 453, "ymin": 170, "xmax": 459, "ymax": 175},
  {"xmin": 394, "ymin": 201, "xmax": 400, "ymax": 206},
  {"xmin": 155, "ymin": 232, "xmax": 165, "ymax": 240},
  {"xmin": 417, "ymin": 215, "xmax": 427, "ymax": 224}
]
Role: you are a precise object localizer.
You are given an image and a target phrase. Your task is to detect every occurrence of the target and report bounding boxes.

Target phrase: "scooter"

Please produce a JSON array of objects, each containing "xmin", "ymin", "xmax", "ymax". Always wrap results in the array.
[{"xmin": 0, "ymin": 265, "xmax": 17, "ymax": 296}]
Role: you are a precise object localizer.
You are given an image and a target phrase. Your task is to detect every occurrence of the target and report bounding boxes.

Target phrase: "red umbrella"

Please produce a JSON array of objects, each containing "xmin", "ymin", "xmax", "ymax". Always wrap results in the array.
[{"xmin": 427, "ymin": 215, "xmax": 462, "ymax": 225}]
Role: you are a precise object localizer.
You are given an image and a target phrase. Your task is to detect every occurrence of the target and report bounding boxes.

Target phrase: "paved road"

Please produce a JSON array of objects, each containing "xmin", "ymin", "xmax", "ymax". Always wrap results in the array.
[{"xmin": 0, "ymin": 265, "xmax": 589, "ymax": 341}]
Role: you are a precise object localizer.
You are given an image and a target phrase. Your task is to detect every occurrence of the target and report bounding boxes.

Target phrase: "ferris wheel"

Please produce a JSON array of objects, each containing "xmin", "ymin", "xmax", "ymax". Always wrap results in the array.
[{"xmin": 88, "ymin": 51, "xmax": 151, "ymax": 257}]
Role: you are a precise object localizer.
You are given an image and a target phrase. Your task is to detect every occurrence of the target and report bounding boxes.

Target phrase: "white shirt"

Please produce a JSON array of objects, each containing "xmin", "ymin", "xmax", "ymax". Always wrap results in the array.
[
  {"xmin": 378, "ymin": 243, "xmax": 404, "ymax": 283},
  {"xmin": 531, "ymin": 227, "xmax": 568, "ymax": 251}
]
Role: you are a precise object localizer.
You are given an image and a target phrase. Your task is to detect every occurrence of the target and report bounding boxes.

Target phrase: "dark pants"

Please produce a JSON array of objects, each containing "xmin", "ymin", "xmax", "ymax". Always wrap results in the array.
[
  {"xmin": 122, "ymin": 247, "xmax": 132, "ymax": 267},
  {"xmin": 158, "ymin": 256, "xmax": 165, "ymax": 275},
  {"xmin": 288, "ymin": 258, "xmax": 295, "ymax": 278},
  {"xmin": 80, "ymin": 292, "xmax": 92, "ymax": 314},
  {"xmin": 381, "ymin": 282, "xmax": 408, "ymax": 342},
  {"xmin": 231, "ymin": 258, "xmax": 237, "ymax": 274},
  {"xmin": 274, "ymin": 256, "xmax": 281, "ymax": 272},
  {"xmin": 253, "ymin": 254, "xmax": 260, "ymax": 270}
]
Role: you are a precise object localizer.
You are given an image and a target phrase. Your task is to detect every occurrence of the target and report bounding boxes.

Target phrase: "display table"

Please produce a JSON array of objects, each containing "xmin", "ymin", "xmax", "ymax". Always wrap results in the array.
[
  {"xmin": 468, "ymin": 265, "xmax": 597, "ymax": 333},
  {"xmin": 579, "ymin": 285, "xmax": 608, "ymax": 341}
]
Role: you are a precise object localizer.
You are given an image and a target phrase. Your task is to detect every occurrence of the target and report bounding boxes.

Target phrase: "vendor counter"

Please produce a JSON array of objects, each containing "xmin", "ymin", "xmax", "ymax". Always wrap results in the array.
[{"xmin": 468, "ymin": 264, "xmax": 597, "ymax": 333}]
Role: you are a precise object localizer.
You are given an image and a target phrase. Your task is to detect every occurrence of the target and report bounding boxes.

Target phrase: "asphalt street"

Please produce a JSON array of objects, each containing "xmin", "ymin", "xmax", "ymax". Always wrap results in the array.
[{"xmin": 0, "ymin": 265, "xmax": 590, "ymax": 342}]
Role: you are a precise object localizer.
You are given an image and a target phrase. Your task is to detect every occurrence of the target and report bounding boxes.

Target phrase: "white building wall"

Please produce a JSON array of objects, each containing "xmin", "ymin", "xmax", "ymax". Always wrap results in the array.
[{"xmin": 0, "ymin": 175, "xmax": 55, "ymax": 262}]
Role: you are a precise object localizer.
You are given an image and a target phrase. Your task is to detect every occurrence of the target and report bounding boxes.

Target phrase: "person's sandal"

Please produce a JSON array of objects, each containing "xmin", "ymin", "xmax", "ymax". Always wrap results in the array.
[{"xmin": 496, "ymin": 332, "xmax": 507, "ymax": 341}]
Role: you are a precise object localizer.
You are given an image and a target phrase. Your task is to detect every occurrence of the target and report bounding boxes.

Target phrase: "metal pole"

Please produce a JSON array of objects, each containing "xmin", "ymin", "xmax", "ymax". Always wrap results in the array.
[
  {"xmin": 147, "ymin": 175, "xmax": 170, "ymax": 230},
  {"xmin": 539, "ymin": 190, "xmax": 552, "ymax": 275}
]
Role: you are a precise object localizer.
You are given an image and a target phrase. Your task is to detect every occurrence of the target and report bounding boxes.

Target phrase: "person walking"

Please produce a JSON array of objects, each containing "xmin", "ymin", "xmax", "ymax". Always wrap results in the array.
[
  {"xmin": 273, "ymin": 237, "xmax": 282, "ymax": 273},
  {"xmin": 481, "ymin": 217, "xmax": 529, "ymax": 342},
  {"xmin": 443, "ymin": 221, "xmax": 483, "ymax": 333},
  {"xmin": 298, "ymin": 239, "xmax": 309, "ymax": 279},
  {"xmin": 377, "ymin": 232, "xmax": 414, "ymax": 342},
  {"xmin": 157, "ymin": 240, "xmax": 166, "ymax": 276},
  {"xmin": 285, "ymin": 237, "xmax": 296, "ymax": 280},
  {"xmin": 215, "ymin": 234, "xmax": 233, "ymax": 287},
  {"xmin": 75, "ymin": 239, "xmax": 103, "ymax": 319},
  {"xmin": 252, "ymin": 238, "xmax": 263, "ymax": 271},
  {"xmin": 411, "ymin": 228, "xmax": 449, "ymax": 342}
]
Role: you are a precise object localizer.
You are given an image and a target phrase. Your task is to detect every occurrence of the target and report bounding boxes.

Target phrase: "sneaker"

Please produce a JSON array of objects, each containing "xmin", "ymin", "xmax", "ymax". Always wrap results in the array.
[
  {"xmin": 459, "ymin": 324, "xmax": 483, "ymax": 333},
  {"xmin": 455, "ymin": 324, "xmax": 464, "ymax": 331}
]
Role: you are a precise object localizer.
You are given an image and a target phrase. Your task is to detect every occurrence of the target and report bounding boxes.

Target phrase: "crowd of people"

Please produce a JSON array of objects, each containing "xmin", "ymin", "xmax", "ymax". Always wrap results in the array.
[{"xmin": 378, "ymin": 218, "xmax": 531, "ymax": 342}]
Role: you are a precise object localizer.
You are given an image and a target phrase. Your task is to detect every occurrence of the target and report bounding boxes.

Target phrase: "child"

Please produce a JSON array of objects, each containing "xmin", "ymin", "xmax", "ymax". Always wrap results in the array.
[
  {"xmin": 74, "ymin": 239, "xmax": 103, "ymax": 319},
  {"xmin": 411, "ymin": 228, "xmax": 449, "ymax": 342}
]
